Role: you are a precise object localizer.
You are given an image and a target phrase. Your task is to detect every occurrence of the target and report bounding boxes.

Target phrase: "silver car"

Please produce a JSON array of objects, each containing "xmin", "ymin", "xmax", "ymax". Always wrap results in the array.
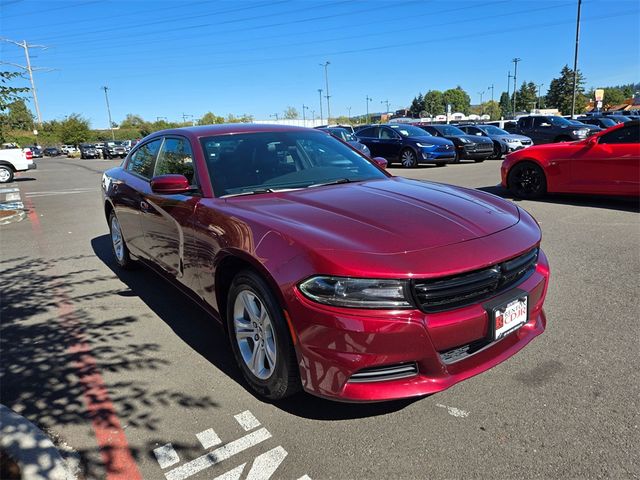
[{"xmin": 458, "ymin": 124, "xmax": 533, "ymax": 159}]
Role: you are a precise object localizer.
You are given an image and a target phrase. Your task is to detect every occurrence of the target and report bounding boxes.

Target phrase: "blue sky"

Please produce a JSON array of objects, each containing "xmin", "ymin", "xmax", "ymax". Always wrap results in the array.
[{"xmin": 1, "ymin": 0, "xmax": 639, "ymax": 128}]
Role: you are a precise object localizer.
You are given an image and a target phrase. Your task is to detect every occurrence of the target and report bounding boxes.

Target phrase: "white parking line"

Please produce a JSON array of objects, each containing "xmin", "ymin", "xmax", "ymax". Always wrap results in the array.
[
  {"xmin": 212, "ymin": 463, "xmax": 246, "ymax": 480},
  {"xmin": 164, "ymin": 428, "xmax": 272, "ymax": 480},
  {"xmin": 436, "ymin": 403, "xmax": 470, "ymax": 418},
  {"xmin": 196, "ymin": 428, "xmax": 222, "ymax": 449},
  {"xmin": 153, "ymin": 443, "xmax": 180, "ymax": 469},
  {"xmin": 245, "ymin": 446, "xmax": 288, "ymax": 480},
  {"xmin": 234, "ymin": 410, "xmax": 261, "ymax": 431}
]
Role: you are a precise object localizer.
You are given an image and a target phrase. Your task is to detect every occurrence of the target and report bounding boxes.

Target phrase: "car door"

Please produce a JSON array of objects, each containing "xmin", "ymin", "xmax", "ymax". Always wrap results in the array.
[
  {"xmin": 378, "ymin": 126, "xmax": 403, "ymax": 159},
  {"xmin": 532, "ymin": 117, "xmax": 555, "ymax": 144},
  {"xmin": 114, "ymin": 138, "xmax": 163, "ymax": 258},
  {"xmin": 570, "ymin": 125, "xmax": 640, "ymax": 195},
  {"xmin": 139, "ymin": 136, "xmax": 203, "ymax": 289},
  {"xmin": 355, "ymin": 127, "xmax": 381, "ymax": 156}
]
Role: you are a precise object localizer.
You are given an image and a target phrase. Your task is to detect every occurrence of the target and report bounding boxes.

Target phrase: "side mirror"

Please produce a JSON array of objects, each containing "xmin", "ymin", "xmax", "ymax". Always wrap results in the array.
[
  {"xmin": 150, "ymin": 174, "xmax": 190, "ymax": 194},
  {"xmin": 372, "ymin": 157, "xmax": 388, "ymax": 169}
]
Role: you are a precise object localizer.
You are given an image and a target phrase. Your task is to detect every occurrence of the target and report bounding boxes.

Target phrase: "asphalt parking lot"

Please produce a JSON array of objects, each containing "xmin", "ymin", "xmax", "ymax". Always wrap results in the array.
[{"xmin": 1, "ymin": 156, "xmax": 638, "ymax": 479}]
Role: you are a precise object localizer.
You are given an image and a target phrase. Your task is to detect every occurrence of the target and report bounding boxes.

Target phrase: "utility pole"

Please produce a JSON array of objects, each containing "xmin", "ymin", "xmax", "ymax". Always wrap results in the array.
[
  {"xmin": 478, "ymin": 90, "xmax": 484, "ymax": 107},
  {"xmin": 102, "ymin": 86, "xmax": 115, "ymax": 140},
  {"xmin": 365, "ymin": 95, "xmax": 372, "ymax": 124},
  {"xmin": 317, "ymin": 89, "xmax": 324, "ymax": 124},
  {"xmin": 571, "ymin": 0, "xmax": 582, "ymax": 118},
  {"xmin": 347, "ymin": 106, "xmax": 352, "ymax": 121},
  {"xmin": 311, "ymin": 109, "xmax": 315, "ymax": 121},
  {"xmin": 380, "ymin": 99, "xmax": 390, "ymax": 115},
  {"xmin": 507, "ymin": 71, "xmax": 513, "ymax": 99},
  {"xmin": 320, "ymin": 61, "xmax": 331, "ymax": 123},
  {"xmin": 536, "ymin": 83, "xmax": 545, "ymax": 109},
  {"xmin": 512, "ymin": 58, "xmax": 521, "ymax": 115},
  {"xmin": 302, "ymin": 104, "xmax": 309, "ymax": 125},
  {"xmin": 488, "ymin": 84, "xmax": 494, "ymax": 103},
  {"xmin": 1, "ymin": 38, "xmax": 52, "ymax": 127}
]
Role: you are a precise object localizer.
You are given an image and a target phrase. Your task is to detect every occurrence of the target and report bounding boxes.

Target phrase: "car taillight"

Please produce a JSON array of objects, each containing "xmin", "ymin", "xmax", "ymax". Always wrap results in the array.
[{"xmin": 25, "ymin": 150, "xmax": 33, "ymax": 160}]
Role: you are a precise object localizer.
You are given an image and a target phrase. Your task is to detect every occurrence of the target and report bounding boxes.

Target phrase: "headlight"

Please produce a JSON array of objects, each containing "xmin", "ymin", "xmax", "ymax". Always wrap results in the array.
[
  {"xmin": 504, "ymin": 138, "xmax": 519, "ymax": 143},
  {"xmin": 416, "ymin": 142, "xmax": 435, "ymax": 148},
  {"xmin": 299, "ymin": 276, "xmax": 412, "ymax": 308},
  {"xmin": 459, "ymin": 137, "xmax": 470, "ymax": 143},
  {"xmin": 572, "ymin": 129, "xmax": 587, "ymax": 136}
]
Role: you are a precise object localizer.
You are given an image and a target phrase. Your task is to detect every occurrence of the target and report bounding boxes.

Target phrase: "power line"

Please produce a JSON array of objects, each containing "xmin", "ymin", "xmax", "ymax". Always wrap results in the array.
[
  {"xmin": 0, "ymin": 38, "xmax": 53, "ymax": 126},
  {"xmin": 1, "ymin": 0, "xmax": 100, "ymax": 19}
]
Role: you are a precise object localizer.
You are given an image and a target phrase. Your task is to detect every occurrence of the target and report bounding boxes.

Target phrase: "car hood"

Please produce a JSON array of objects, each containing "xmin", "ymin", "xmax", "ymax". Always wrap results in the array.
[
  {"xmin": 223, "ymin": 177, "xmax": 520, "ymax": 255},
  {"xmin": 409, "ymin": 135, "xmax": 453, "ymax": 146},
  {"xmin": 498, "ymin": 133, "xmax": 532, "ymax": 141},
  {"xmin": 456, "ymin": 135, "xmax": 493, "ymax": 144}
]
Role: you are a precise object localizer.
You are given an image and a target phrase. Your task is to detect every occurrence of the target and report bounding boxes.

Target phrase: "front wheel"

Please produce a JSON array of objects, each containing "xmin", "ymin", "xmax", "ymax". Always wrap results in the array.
[
  {"xmin": 492, "ymin": 142, "xmax": 503, "ymax": 159},
  {"xmin": 227, "ymin": 270, "xmax": 300, "ymax": 400},
  {"xmin": 474, "ymin": 158, "xmax": 486, "ymax": 163},
  {"xmin": 507, "ymin": 161, "xmax": 547, "ymax": 199},
  {"xmin": 0, "ymin": 165, "xmax": 14, "ymax": 183},
  {"xmin": 109, "ymin": 211, "xmax": 136, "ymax": 269},
  {"xmin": 400, "ymin": 148, "xmax": 418, "ymax": 168}
]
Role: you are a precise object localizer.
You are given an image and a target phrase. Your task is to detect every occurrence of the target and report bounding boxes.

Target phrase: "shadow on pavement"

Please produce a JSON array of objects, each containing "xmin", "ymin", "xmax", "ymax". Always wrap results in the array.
[
  {"xmin": 91, "ymin": 234, "xmax": 416, "ymax": 421},
  {"xmin": 0, "ymin": 252, "xmax": 220, "ymax": 478},
  {"xmin": 477, "ymin": 184, "xmax": 640, "ymax": 213}
]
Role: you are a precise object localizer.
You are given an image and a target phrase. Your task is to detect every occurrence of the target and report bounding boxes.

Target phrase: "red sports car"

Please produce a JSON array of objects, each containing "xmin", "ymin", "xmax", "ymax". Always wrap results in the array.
[
  {"xmin": 502, "ymin": 120, "xmax": 640, "ymax": 198},
  {"xmin": 102, "ymin": 124, "xmax": 550, "ymax": 402}
]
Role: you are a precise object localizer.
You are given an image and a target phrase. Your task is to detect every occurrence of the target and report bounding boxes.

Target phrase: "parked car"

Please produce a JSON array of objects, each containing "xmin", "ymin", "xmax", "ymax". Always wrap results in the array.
[
  {"xmin": 355, "ymin": 124, "xmax": 455, "ymax": 167},
  {"xmin": 29, "ymin": 146, "xmax": 43, "ymax": 158},
  {"xmin": 486, "ymin": 119, "xmax": 518, "ymax": 133},
  {"xmin": 317, "ymin": 127, "xmax": 370, "ymax": 156},
  {"xmin": 102, "ymin": 124, "xmax": 549, "ymax": 402},
  {"xmin": 61, "ymin": 145, "xmax": 78, "ymax": 154},
  {"xmin": 43, "ymin": 147, "xmax": 61, "ymax": 156},
  {"xmin": 0, "ymin": 147, "xmax": 36, "ymax": 183},
  {"xmin": 103, "ymin": 141, "xmax": 127, "ymax": 159},
  {"xmin": 79, "ymin": 143, "xmax": 101, "ymax": 159},
  {"xmin": 457, "ymin": 124, "xmax": 533, "ymax": 159},
  {"xmin": 502, "ymin": 120, "xmax": 640, "ymax": 198},
  {"xmin": 566, "ymin": 119, "xmax": 601, "ymax": 136},
  {"xmin": 603, "ymin": 114, "xmax": 632, "ymax": 124},
  {"xmin": 513, "ymin": 115, "xmax": 589, "ymax": 144},
  {"xmin": 577, "ymin": 116, "xmax": 618, "ymax": 129},
  {"xmin": 418, "ymin": 124, "xmax": 493, "ymax": 162}
]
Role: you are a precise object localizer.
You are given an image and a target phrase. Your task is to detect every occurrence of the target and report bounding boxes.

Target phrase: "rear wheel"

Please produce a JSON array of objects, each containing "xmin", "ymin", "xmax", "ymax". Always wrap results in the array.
[
  {"xmin": 508, "ymin": 161, "xmax": 547, "ymax": 199},
  {"xmin": 227, "ymin": 270, "xmax": 300, "ymax": 400},
  {"xmin": 109, "ymin": 211, "xmax": 135, "ymax": 269},
  {"xmin": 452, "ymin": 151, "xmax": 461, "ymax": 163},
  {"xmin": 400, "ymin": 148, "xmax": 418, "ymax": 168},
  {"xmin": 0, "ymin": 165, "xmax": 14, "ymax": 183},
  {"xmin": 492, "ymin": 142, "xmax": 503, "ymax": 159}
]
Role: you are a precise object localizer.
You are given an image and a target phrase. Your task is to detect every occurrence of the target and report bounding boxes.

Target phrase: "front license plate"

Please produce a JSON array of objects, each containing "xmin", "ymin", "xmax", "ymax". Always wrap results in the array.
[{"xmin": 493, "ymin": 296, "xmax": 528, "ymax": 340}]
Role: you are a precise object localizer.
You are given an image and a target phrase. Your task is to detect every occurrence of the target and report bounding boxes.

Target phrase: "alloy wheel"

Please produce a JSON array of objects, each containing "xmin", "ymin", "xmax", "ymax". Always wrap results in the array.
[
  {"xmin": 0, "ymin": 167, "xmax": 12, "ymax": 183},
  {"xmin": 110, "ymin": 215, "xmax": 125, "ymax": 262},
  {"xmin": 233, "ymin": 290, "xmax": 277, "ymax": 380},
  {"xmin": 401, "ymin": 149, "xmax": 417, "ymax": 168},
  {"xmin": 511, "ymin": 163, "xmax": 545, "ymax": 198}
]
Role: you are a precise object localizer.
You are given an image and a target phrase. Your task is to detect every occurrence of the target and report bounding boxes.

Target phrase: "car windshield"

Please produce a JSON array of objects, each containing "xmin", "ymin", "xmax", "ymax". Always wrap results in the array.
[
  {"xmin": 388, "ymin": 125, "xmax": 431, "ymax": 137},
  {"xmin": 437, "ymin": 125, "xmax": 466, "ymax": 136},
  {"xmin": 479, "ymin": 125, "xmax": 508, "ymax": 135},
  {"xmin": 597, "ymin": 118, "xmax": 617, "ymax": 127},
  {"xmin": 201, "ymin": 130, "xmax": 387, "ymax": 197},
  {"xmin": 326, "ymin": 128, "xmax": 356, "ymax": 142},
  {"xmin": 610, "ymin": 115, "xmax": 631, "ymax": 122},
  {"xmin": 548, "ymin": 116, "xmax": 572, "ymax": 126}
]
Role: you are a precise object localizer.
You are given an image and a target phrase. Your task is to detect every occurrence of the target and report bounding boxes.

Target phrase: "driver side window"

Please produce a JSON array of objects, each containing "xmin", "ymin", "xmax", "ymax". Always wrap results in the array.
[{"xmin": 599, "ymin": 126, "xmax": 640, "ymax": 144}]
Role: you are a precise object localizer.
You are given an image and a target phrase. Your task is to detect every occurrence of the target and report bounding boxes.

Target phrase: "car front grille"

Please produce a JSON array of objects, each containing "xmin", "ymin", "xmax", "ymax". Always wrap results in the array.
[
  {"xmin": 411, "ymin": 248, "xmax": 539, "ymax": 313},
  {"xmin": 521, "ymin": 140, "xmax": 532, "ymax": 145},
  {"xmin": 347, "ymin": 362, "xmax": 418, "ymax": 383}
]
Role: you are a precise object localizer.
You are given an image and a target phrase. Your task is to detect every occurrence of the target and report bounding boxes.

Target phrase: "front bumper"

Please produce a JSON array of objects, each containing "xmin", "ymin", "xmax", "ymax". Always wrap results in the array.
[
  {"xmin": 459, "ymin": 144, "xmax": 494, "ymax": 159},
  {"xmin": 420, "ymin": 148, "xmax": 456, "ymax": 163},
  {"xmin": 27, "ymin": 163, "xmax": 37, "ymax": 170},
  {"xmin": 287, "ymin": 249, "xmax": 550, "ymax": 401}
]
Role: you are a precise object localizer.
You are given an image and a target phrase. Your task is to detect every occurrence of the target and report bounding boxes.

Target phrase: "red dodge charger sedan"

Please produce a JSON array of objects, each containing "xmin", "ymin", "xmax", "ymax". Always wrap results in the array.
[
  {"xmin": 502, "ymin": 120, "xmax": 640, "ymax": 198},
  {"xmin": 102, "ymin": 124, "xmax": 550, "ymax": 402}
]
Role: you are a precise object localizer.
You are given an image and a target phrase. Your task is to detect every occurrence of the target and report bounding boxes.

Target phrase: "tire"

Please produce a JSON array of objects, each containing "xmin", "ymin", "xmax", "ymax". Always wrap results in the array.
[
  {"xmin": 108, "ymin": 211, "xmax": 135, "ymax": 269},
  {"xmin": 400, "ymin": 148, "xmax": 418, "ymax": 168},
  {"xmin": 227, "ymin": 270, "xmax": 300, "ymax": 400},
  {"xmin": 0, "ymin": 165, "xmax": 14, "ymax": 183},
  {"xmin": 492, "ymin": 142, "xmax": 502, "ymax": 159},
  {"xmin": 474, "ymin": 158, "xmax": 486, "ymax": 163},
  {"xmin": 452, "ymin": 151, "xmax": 461, "ymax": 164},
  {"xmin": 507, "ymin": 161, "xmax": 547, "ymax": 199}
]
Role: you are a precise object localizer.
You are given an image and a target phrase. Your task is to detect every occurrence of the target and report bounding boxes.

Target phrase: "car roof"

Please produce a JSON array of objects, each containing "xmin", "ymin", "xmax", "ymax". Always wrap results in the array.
[{"xmin": 148, "ymin": 123, "xmax": 312, "ymax": 140}]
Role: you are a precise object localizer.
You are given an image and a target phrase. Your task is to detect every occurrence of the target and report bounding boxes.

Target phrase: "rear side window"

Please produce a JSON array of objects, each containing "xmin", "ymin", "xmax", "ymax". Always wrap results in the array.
[
  {"xmin": 126, "ymin": 139, "xmax": 162, "ymax": 178},
  {"xmin": 356, "ymin": 127, "xmax": 377, "ymax": 138},
  {"xmin": 154, "ymin": 137, "xmax": 196, "ymax": 184},
  {"xmin": 599, "ymin": 125, "xmax": 640, "ymax": 144}
]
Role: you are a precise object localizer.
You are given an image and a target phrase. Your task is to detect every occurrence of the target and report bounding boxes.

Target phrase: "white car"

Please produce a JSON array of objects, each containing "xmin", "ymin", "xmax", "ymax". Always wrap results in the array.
[
  {"xmin": 0, "ymin": 148, "xmax": 36, "ymax": 183},
  {"xmin": 61, "ymin": 145, "xmax": 78, "ymax": 154}
]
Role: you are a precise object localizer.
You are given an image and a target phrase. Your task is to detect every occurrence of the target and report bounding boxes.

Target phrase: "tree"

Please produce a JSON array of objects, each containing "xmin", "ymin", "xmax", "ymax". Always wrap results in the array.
[
  {"xmin": 409, "ymin": 93, "xmax": 424, "ymax": 117},
  {"xmin": 4, "ymin": 99, "xmax": 34, "ymax": 130},
  {"xmin": 443, "ymin": 86, "xmax": 471, "ymax": 114},
  {"xmin": 423, "ymin": 90, "xmax": 445, "ymax": 116},
  {"xmin": 0, "ymin": 71, "xmax": 29, "ymax": 112},
  {"xmin": 119, "ymin": 114, "xmax": 147, "ymax": 129},
  {"xmin": 602, "ymin": 88, "xmax": 627, "ymax": 107},
  {"xmin": 57, "ymin": 114, "xmax": 90, "ymax": 145},
  {"xmin": 483, "ymin": 100, "xmax": 502, "ymax": 120},
  {"xmin": 198, "ymin": 112, "xmax": 225, "ymax": 125},
  {"xmin": 546, "ymin": 65, "xmax": 588, "ymax": 115},
  {"xmin": 515, "ymin": 81, "xmax": 538, "ymax": 112},
  {"xmin": 499, "ymin": 91, "xmax": 511, "ymax": 118},
  {"xmin": 283, "ymin": 106, "xmax": 299, "ymax": 119}
]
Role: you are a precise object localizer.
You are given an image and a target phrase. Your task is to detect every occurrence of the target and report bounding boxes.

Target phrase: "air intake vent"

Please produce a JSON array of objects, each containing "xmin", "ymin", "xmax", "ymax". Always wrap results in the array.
[
  {"xmin": 348, "ymin": 362, "xmax": 418, "ymax": 383},
  {"xmin": 412, "ymin": 248, "xmax": 539, "ymax": 313}
]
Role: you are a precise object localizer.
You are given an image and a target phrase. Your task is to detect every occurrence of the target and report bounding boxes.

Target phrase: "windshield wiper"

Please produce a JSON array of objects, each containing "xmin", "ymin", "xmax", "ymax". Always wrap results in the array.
[
  {"xmin": 308, "ymin": 178, "xmax": 353, "ymax": 188},
  {"xmin": 222, "ymin": 188, "xmax": 274, "ymax": 198}
]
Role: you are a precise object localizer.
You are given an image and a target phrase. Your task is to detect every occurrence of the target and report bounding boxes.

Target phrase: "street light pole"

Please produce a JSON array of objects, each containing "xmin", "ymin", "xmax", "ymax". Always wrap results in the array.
[
  {"xmin": 380, "ymin": 99, "xmax": 390, "ymax": 115},
  {"xmin": 320, "ymin": 61, "xmax": 331, "ymax": 123},
  {"xmin": 102, "ymin": 86, "xmax": 115, "ymax": 141},
  {"xmin": 318, "ymin": 89, "xmax": 323, "ymax": 124},
  {"xmin": 570, "ymin": 0, "xmax": 582, "ymax": 118},
  {"xmin": 512, "ymin": 58, "xmax": 521, "ymax": 116},
  {"xmin": 536, "ymin": 83, "xmax": 544, "ymax": 109},
  {"xmin": 365, "ymin": 95, "xmax": 372, "ymax": 124},
  {"xmin": 488, "ymin": 84, "xmax": 494, "ymax": 103},
  {"xmin": 302, "ymin": 104, "xmax": 309, "ymax": 125},
  {"xmin": 478, "ymin": 91, "xmax": 484, "ymax": 113},
  {"xmin": 347, "ymin": 106, "xmax": 352, "ymax": 121}
]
